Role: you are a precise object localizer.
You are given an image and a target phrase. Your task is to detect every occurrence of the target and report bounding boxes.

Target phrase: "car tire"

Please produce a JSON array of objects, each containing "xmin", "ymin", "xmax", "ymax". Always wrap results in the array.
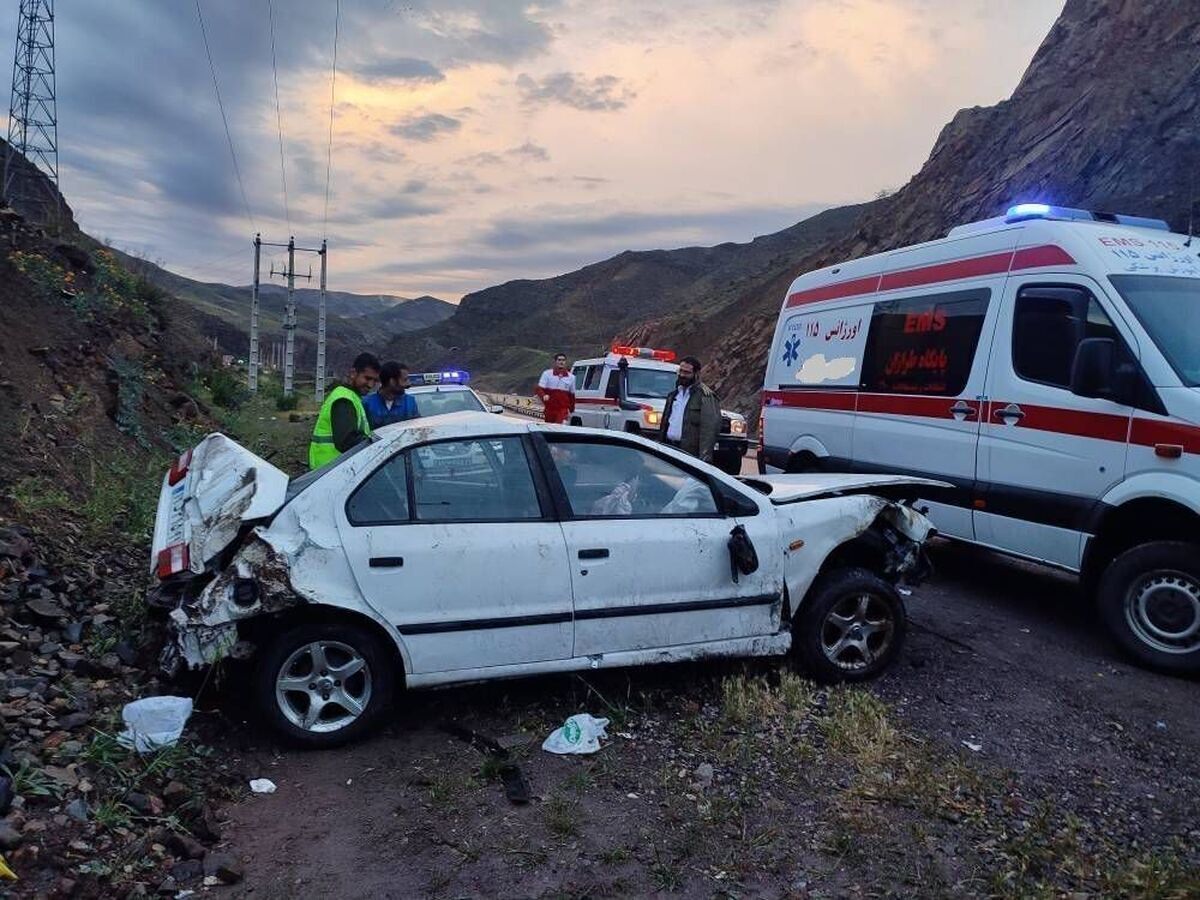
[
  {"xmin": 792, "ymin": 568, "xmax": 906, "ymax": 683},
  {"xmin": 1097, "ymin": 541, "xmax": 1200, "ymax": 674},
  {"xmin": 255, "ymin": 621, "xmax": 396, "ymax": 748}
]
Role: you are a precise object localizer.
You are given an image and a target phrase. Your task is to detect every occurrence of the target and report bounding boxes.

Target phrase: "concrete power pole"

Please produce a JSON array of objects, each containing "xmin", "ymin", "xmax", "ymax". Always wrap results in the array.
[
  {"xmin": 283, "ymin": 236, "xmax": 297, "ymax": 396},
  {"xmin": 248, "ymin": 233, "xmax": 261, "ymax": 392},
  {"xmin": 315, "ymin": 239, "xmax": 328, "ymax": 403}
]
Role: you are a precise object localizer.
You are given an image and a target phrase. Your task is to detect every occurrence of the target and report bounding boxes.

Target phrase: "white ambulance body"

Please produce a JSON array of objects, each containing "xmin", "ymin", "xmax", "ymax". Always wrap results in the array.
[
  {"xmin": 571, "ymin": 345, "xmax": 749, "ymax": 475},
  {"xmin": 760, "ymin": 203, "xmax": 1200, "ymax": 673}
]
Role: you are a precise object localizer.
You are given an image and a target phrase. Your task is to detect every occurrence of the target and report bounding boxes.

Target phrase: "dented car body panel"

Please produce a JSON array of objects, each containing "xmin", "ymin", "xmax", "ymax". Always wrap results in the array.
[{"xmin": 153, "ymin": 412, "xmax": 936, "ymax": 683}]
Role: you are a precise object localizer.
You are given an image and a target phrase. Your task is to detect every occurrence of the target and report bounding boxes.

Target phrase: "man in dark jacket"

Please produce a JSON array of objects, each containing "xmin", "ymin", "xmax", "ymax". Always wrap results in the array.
[{"xmin": 659, "ymin": 355, "xmax": 721, "ymax": 462}]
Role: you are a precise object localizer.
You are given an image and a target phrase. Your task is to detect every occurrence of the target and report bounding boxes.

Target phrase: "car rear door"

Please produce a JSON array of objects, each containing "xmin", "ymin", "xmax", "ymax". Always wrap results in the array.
[
  {"xmin": 337, "ymin": 434, "xmax": 575, "ymax": 675},
  {"xmin": 536, "ymin": 433, "xmax": 782, "ymax": 656},
  {"xmin": 976, "ymin": 276, "xmax": 1136, "ymax": 568}
]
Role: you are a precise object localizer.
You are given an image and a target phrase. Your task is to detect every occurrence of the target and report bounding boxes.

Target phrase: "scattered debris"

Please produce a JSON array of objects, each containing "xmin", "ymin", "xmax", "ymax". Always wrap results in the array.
[
  {"xmin": 962, "ymin": 740, "xmax": 983, "ymax": 752},
  {"xmin": 249, "ymin": 779, "xmax": 277, "ymax": 795},
  {"xmin": 118, "ymin": 696, "xmax": 193, "ymax": 753},
  {"xmin": 694, "ymin": 762, "xmax": 715, "ymax": 789},
  {"xmin": 441, "ymin": 721, "xmax": 532, "ymax": 805},
  {"xmin": 542, "ymin": 714, "xmax": 610, "ymax": 755}
]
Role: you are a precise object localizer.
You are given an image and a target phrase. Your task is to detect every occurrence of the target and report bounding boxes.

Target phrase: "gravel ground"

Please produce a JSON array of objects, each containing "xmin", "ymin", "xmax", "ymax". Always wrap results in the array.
[{"xmin": 210, "ymin": 540, "xmax": 1200, "ymax": 899}]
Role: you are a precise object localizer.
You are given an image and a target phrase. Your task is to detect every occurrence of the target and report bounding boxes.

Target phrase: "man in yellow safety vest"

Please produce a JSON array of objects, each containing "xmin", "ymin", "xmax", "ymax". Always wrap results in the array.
[{"xmin": 308, "ymin": 352, "xmax": 381, "ymax": 470}]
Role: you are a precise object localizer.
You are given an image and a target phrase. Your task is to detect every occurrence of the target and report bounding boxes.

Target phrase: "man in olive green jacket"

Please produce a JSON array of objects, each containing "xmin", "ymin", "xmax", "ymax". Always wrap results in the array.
[{"xmin": 659, "ymin": 355, "xmax": 721, "ymax": 462}]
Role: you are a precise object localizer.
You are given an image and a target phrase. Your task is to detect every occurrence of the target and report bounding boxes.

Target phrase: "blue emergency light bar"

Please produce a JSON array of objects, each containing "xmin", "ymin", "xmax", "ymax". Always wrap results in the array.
[
  {"xmin": 410, "ymin": 370, "xmax": 470, "ymax": 385},
  {"xmin": 1005, "ymin": 203, "xmax": 1170, "ymax": 231}
]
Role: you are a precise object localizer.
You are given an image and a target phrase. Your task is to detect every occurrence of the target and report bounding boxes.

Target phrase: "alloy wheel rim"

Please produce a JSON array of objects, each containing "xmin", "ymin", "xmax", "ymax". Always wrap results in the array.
[
  {"xmin": 821, "ymin": 592, "xmax": 894, "ymax": 671},
  {"xmin": 275, "ymin": 640, "xmax": 373, "ymax": 733}
]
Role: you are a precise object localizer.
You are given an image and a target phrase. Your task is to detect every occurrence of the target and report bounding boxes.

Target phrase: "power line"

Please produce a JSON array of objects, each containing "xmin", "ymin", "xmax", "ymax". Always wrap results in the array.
[
  {"xmin": 322, "ymin": 0, "xmax": 340, "ymax": 240},
  {"xmin": 194, "ymin": 0, "xmax": 254, "ymax": 231},
  {"xmin": 266, "ymin": 0, "xmax": 290, "ymax": 233}
]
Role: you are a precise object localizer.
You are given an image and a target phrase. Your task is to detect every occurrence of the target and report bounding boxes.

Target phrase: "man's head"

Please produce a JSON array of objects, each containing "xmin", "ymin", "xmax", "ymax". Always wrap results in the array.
[
  {"xmin": 553, "ymin": 353, "xmax": 568, "ymax": 372},
  {"xmin": 677, "ymin": 356, "xmax": 702, "ymax": 388},
  {"xmin": 348, "ymin": 352, "xmax": 381, "ymax": 396},
  {"xmin": 379, "ymin": 361, "xmax": 410, "ymax": 396}
]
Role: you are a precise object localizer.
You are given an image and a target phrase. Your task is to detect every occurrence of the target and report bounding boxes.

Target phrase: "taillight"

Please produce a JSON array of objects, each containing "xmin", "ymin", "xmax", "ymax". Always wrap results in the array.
[
  {"xmin": 168, "ymin": 448, "xmax": 193, "ymax": 486},
  {"xmin": 156, "ymin": 542, "xmax": 190, "ymax": 579}
]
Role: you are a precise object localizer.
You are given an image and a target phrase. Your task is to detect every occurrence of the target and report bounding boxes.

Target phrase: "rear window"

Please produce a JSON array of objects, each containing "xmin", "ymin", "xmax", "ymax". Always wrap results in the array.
[
  {"xmin": 286, "ymin": 437, "xmax": 376, "ymax": 503},
  {"xmin": 410, "ymin": 389, "xmax": 484, "ymax": 416},
  {"xmin": 861, "ymin": 289, "xmax": 990, "ymax": 395}
]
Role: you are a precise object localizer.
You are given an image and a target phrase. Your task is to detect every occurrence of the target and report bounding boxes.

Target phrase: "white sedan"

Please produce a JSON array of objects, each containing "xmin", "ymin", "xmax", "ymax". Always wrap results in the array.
[{"xmin": 149, "ymin": 412, "xmax": 939, "ymax": 747}]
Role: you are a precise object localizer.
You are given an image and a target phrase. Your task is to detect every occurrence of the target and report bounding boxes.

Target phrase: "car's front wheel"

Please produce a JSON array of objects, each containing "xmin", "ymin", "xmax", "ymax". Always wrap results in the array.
[
  {"xmin": 792, "ymin": 568, "xmax": 906, "ymax": 683},
  {"xmin": 255, "ymin": 622, "xmax": 396, "ymax": 748},
  {"xmin": 1097, "ymin": 541, "xmax": 1200, "ymax": 674}
]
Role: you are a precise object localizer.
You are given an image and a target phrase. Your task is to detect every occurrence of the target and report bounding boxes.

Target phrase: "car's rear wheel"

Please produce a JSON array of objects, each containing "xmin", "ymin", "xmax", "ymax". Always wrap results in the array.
[
  {"xmin": 792, "ymin": 568, "xmax": 906, "ymax": 683},
  {"xmin": 1098, "ymin": 541, "xmax": 1200, "ymax": 674},
  {"xmin": 256, "ymin": 622, "xmax": 396, "ymax": 748}
]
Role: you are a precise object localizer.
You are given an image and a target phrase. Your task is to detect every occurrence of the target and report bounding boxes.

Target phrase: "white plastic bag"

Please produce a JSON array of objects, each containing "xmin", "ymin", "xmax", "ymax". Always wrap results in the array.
[
  {"xmin": 117, "ymin": 696, "xmax": 193, "ymax": 753},
  {"xmin": 542, "ymin": 714, "xmax": 610, "ymax": 755},
  {"xmin": 249, "ymin": 778, "xmax": 277, "ymax": 794}
]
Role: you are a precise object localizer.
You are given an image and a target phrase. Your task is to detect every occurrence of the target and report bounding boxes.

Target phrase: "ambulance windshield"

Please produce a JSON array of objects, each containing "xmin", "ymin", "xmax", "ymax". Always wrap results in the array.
[
  {"xmin": 624, "ymin": 367, "xmax": 679, "ymax": 399},
  {"xmin": 1110, "ymin": 274, "xmax": 1200, "ymax": 386}
]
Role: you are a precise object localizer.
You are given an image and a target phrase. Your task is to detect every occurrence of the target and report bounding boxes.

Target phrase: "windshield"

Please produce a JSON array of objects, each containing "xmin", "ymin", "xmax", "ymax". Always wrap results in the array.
[
  {"xmin": 624, "ymin": 367, "xmax": 678, "ymax": 399},
  {"xmin": 1109, "ymin": 275, "xmax": 1200, "ymax": 386},
  {"xmin": 411, "ymin": 389, "xmax": 485, "ymax": 416}
]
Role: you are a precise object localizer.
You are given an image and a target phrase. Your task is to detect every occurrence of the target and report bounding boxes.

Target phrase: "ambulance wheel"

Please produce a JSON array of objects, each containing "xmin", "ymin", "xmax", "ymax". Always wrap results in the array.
[
  {"xmin": 1098, "ymin": 541, "xmax": 1200, "ymax": 674},
  {"xmin": 256, "ymin": 622, "xmax": 396, "ymax": 748},
  {"xmin": 792, "ymin": 568, "xmax": 906, "ymax": 683}
]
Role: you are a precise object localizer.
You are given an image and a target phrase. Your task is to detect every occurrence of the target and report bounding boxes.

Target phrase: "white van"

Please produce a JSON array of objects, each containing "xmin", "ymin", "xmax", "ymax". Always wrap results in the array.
[
  {"xmin": 760, "ymin": 203, "xmax": 1200, "ymax": 673},
  {"xmin": 571, "ymin": 345, "xmax": 749, "ymax": 475}
]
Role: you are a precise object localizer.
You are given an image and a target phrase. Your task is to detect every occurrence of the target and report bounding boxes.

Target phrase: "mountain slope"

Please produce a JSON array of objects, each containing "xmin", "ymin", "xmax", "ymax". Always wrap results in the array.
[
  {"xmin": 693, "ymin": 0, "xmax": 1200, "ymax": 412},
  {"xmin": 385, "ymin": 203, "xmax": 864, "ymax": 389},
  {"xmin": 389, "ymin": 0, "xmax": 1200, "ymax": 414}
]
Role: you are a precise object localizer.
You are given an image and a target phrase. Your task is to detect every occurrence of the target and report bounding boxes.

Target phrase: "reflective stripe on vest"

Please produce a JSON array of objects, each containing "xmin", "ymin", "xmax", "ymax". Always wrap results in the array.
[{"xmin": 308, "ymin": 385, "xmax": 370, "ymax": 469}]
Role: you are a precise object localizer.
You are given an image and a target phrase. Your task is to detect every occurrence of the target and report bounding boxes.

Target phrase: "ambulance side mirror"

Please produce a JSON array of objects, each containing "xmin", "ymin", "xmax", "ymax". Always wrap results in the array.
[{"xmin": 1070, "ymin": 338, "xmax": 1116, "ymax": 399}]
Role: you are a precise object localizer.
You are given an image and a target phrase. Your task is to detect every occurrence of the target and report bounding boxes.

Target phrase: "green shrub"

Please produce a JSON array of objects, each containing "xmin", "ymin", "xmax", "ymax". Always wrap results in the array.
[
  {"xmin": 208, "ymin": 368, "xmax": 248, "ymax": 410},
  {"xmin": 274, "ymin": 393, "xmax": 299, "ymax": 412}
]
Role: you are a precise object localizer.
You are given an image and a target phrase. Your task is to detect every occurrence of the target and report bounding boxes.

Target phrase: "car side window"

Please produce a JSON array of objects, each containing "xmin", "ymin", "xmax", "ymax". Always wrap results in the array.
[
  {"xmin": 572, "ymin": 366, "xmax": 587, "ymax": 390},
  {"xmin": 548, "ymin": 440, "xmax": 718, "ymax": 517},
  {"xmin": 411, "ymin": 437, "xmax": 542, "ymax": 521},
  {"xmin": 1012, "ymin": 285, "xmax": 1124, "ymax": 389},
  {"xmin": 346, "ymin": 454, "xmax": 410, "ymax": 525},
  {"xmin": 583, "ymin": 366, "xmax": 603, "ymax": 391}
]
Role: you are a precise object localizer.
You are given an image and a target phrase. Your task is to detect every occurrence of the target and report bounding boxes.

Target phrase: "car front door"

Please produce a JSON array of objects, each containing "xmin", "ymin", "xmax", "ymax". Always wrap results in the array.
[
  {"xmin": 537, "ymin": 434, "xmax": 783, "ymax": 657},
  {"xmin": 337, "ymin": 434, "xmax": 574, "ymax": 674},
  {"xmin": 976, "ymin": 277, "xmax": 1137, "ymax": 569}
]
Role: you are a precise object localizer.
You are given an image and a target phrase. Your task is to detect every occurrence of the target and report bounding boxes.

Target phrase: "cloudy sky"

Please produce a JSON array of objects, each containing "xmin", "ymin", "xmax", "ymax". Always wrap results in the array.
[{"xmin": 4, "ymin": 0, "xmax": 1063, "ymax": 300}]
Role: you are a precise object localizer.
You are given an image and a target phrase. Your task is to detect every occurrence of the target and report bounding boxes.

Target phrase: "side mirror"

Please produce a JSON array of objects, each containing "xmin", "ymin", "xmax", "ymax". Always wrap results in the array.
[
  {"xmin": 489, "ymin": 405, "xmax": 504, "ymax": 414},
  {"xmin": 1070, "ymin": 338, "xmax": 1115, "ymax": 399}
]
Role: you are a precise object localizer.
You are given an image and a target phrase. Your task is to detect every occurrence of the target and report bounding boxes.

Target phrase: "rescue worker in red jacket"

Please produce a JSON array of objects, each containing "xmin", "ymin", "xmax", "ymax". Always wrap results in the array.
[{"xmin": 535, "ymin": 353, "xmax": 576, "ymax": 424}]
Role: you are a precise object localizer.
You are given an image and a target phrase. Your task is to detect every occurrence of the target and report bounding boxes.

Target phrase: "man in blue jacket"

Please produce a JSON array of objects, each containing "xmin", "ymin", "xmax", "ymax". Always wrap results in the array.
[{"xmin": 363, "ymin": 361, "xmax": 418, "ymax": 428}]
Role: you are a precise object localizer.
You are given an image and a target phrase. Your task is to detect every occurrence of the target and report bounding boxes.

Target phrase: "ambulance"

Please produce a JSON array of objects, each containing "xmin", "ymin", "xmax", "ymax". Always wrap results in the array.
[
  {"xmin": 570, "ymin": 345, "xmax": 749, "ymax": 475},
  {"xmin": 759, "ymin": 203, "xmax": 1200, "ymax": 673}
]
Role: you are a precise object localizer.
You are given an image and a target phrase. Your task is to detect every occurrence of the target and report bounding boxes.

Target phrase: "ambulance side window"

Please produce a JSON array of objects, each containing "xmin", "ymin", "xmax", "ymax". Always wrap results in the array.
[
  {"xmin": 1012, "ymin": 285, "xmax": 1121, "ymax": 389},
  {"xmin": 861, "ymin": 289, "xmax": 990, "ymax": 395},
  {"xmin": 572, "ymin": 366, "xmax": 587, "ymax": 390},
  {"xmin": 583, "ymin": 366, "xmax": 604, "ymax": 391}
]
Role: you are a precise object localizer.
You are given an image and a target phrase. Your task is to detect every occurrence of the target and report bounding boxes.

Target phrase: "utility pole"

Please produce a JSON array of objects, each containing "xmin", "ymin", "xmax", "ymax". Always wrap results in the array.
[
  {"xmin": 265, "ymin": 236, "xmax": 319, "ymax": 398},
  {"xmin": 248, "ymin": 233, "xmax": 262, "ymax": 392},
  {"xmin": 4, "ymin": 0, "xmax": 58, "ymax": 225},
  {"xmin": 316, "ymin": 239, "xmax": 328, "ymax": 403}
]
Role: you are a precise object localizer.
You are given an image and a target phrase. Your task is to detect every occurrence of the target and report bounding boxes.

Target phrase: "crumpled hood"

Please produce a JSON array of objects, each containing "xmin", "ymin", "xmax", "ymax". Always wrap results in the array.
[{"xmin": 740, "ymin": 473, "xmax": 950, "ymax": 504}]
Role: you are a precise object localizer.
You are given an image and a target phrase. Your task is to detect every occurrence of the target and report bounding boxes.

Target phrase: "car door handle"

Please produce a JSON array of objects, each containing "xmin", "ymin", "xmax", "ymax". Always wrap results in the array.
[
  {"xmin": 369, "ymin": 556, "xmax": 404, "ymax": 568},
  {"xmin": 578, "ymin": 548, "xmax": 609, "ymax": 560},
  {"xmin": 949, "ymin": 400, "xmax": 977, "ymax": 421},
  {"xmin": 993, "ymin": 403, "xmax": 1024, "ymax": 424}
]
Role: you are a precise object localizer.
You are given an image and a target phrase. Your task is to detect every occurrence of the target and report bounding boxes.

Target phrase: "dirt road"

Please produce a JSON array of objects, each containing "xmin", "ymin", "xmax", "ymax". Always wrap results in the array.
[{"xmin": 208, "ymin": 538, "xmax": 1198, "ymax": 899}]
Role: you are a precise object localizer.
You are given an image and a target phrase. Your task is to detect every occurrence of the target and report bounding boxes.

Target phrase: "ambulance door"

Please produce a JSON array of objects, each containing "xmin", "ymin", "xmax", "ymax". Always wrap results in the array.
[
  {"xmin": 850, "ymin": 287, "xmax": 996, "ymax": 541},
  {"xmin": 976, "ymin": 276, "xmax": 1136, "ymax": 569},
  {"xmin": 572, "ymin": 364, "xmax": 606, "ymax": 427}
]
